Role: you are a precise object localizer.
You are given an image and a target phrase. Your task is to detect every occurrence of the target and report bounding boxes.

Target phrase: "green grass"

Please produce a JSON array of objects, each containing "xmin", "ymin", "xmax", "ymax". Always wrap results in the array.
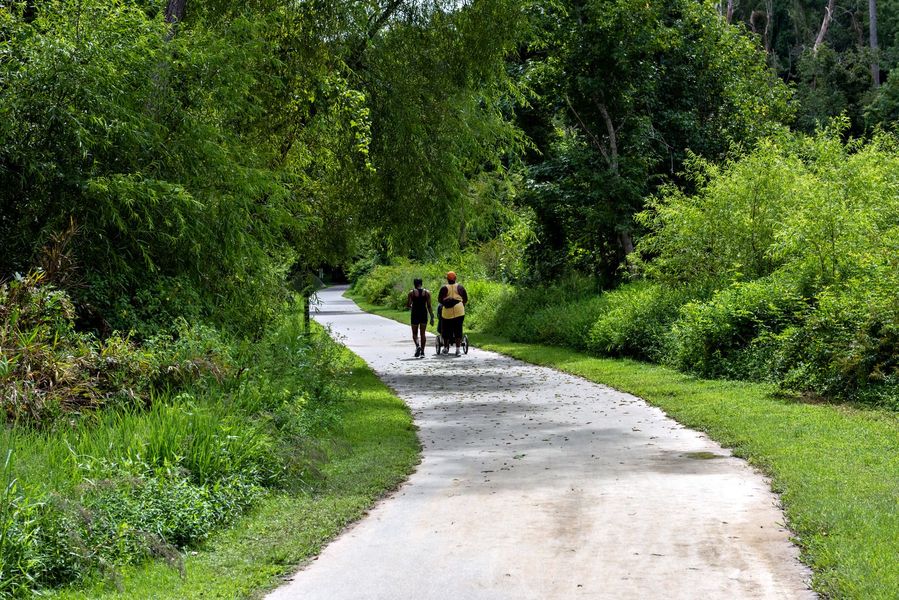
[
  {"xmin": 47, "ymin": 350, "xmax": 420, "ymax": 600},
  {"xmin": 349, "ymin": 290, "xmax": 899, "ymax": 599}
]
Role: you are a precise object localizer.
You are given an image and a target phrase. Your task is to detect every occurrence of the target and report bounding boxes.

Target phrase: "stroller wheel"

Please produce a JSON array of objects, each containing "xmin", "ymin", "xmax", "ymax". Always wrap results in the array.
[{"xmin": 462, "ymin": 335, "xmax": 469, "ymax": 355}]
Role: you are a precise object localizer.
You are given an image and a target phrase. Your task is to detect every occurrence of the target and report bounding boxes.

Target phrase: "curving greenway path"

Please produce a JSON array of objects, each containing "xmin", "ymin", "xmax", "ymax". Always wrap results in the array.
[{"xmin": 268, "ymin": 286, "xmax": 815, "ymax": 600}]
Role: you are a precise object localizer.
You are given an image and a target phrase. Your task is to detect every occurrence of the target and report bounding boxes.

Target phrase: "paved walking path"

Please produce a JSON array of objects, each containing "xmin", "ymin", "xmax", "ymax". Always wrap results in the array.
[{"xmin": 268, "ymin": 286, "xmax": 814, "ymax": 600}]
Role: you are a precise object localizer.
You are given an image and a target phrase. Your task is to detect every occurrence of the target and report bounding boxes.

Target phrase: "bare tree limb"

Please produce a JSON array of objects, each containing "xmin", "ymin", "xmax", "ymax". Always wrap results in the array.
[
  {"xmin": 814, "ymin": 0, "xmax": 837, "ymax": 53},
  {"xmin": 597, "ymin": 103, "xmax": 618, "ymax": 175},
  {"xmin": 564, "ymin": 95, "xmax": 610, "ymax": 166}
]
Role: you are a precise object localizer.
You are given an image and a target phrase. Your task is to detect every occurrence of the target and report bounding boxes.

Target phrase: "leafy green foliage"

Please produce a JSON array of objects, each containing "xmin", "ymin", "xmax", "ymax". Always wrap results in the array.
[
  {"xmin": 773, "ymin": 268, "xmax": 899, "ymax": 407},
  {"xmin": 0, "ymin": 271, "xmax": 234, "ymax": 423},
  {"xmin": 0, "ymin": 450, "xmax": 41, "ymax": 598},
  {"xmin": 361, "ymin": 1, "xmax": 526, "ymax": 254},
  {"xmin": 0, "ymin": 310, "xmax": 354, "ymax": 595},
  {"xmin": 512, "ymin": 0, "xmax": 791, "ymax": 280},
  {"xmin": 0, "ymin": 0, "xmax": 523, "ymax": 335},
  {"xmin": 666, "ymin": 276, "xmax": 810, "ymax": 380},
  {"xmin": 587, "ymin": 281, "xmax": 703, "ymax": 362},
  {"xmin": 38, "ymin": 351, "xmax": 418, "ymax": 600},
  {"xmin": 636, "ymin": 125, "xmax": 899, "ymax": 405}
]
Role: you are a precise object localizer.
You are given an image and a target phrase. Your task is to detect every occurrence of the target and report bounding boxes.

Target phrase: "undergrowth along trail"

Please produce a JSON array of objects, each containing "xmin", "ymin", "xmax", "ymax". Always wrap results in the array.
[{"xmin": 44, "ymin": 348, "xmax": 419, "ymax": 600}]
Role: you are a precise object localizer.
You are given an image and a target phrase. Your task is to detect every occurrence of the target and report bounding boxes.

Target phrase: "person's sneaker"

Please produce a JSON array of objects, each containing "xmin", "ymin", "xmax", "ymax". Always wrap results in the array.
[
  {"xmin": 414, "ymin": 346, "xmax": 421, "ymax": 357},
  {"xmin": 455, "ymin": 348, "xmax": 461, "ymax": 356}
]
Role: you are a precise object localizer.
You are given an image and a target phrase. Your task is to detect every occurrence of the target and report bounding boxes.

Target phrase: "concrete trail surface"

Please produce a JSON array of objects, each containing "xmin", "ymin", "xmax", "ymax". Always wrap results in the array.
[{"xmin": 268, "ymin": 286, "xmax": 814, "ymax": 600}]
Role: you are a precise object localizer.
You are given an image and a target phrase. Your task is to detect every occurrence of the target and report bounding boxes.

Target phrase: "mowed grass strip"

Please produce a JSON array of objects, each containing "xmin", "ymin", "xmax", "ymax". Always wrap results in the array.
[
  {"xmin": 50, "ymin": 349, "xmax": 419, "ymax": 600},
  {"xmin": 349, "ymin": 291, "xmax": 899, "ymax": 599}
]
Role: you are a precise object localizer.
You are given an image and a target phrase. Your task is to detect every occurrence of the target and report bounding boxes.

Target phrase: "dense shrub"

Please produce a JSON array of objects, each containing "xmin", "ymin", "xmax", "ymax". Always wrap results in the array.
[
  {"xmin": 665, "ymin": 276, "xmax": 810, "ymax": 380},
  {"xmin": 635, "ymin": 142, "xmax": 799, "ymax": 286},
  {"xmin": 1, "ymin": 271, "xmax": 150, "ymax": 422},
  {"xmin": 636, "ymin": 125, "xmax": 899, "ymax": 288},
  {"xmin": 587, "ymin": 281, "xmax": 703, "ymax": 361},
  {"xmin": 0, "ymin": 271, "xmax": 230, "ymax": 423},
  {"xmin": 772, "ymin": 270, "xmax": 899, "ymax": 408},
  {"xmin": 0, "ymin": 308, "xmax": 351, "ymax": 594},
  {"xmin": 0, "ymin": 464, "xmax": 264, "ymax": 594},
  {"xmin": 475, "ymin": 276, "xmax": 601, "ymax": 348},
  {"xmin": 636, "ymin": 126, "xmax": 899, "ymax": 401}
]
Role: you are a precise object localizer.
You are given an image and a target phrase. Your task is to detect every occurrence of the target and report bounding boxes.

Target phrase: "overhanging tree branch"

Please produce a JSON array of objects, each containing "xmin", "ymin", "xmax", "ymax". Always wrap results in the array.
[
  {"xmin": 368, "ymin": 0, "xmax": 405, "ymax": 40},
  {"xmin": 348, "ymin": 0, "xmax": 406, "ymax": 70},
  {"xmin": 814, "ymin": 0, "xmax": 837, "ymax": 53}
]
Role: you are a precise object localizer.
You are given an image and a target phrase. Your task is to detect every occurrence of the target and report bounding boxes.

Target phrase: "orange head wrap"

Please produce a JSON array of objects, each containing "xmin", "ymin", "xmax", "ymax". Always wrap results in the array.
[{"xmin": 446, "ymin": 271, "xmax": 457, "ymax": 282}]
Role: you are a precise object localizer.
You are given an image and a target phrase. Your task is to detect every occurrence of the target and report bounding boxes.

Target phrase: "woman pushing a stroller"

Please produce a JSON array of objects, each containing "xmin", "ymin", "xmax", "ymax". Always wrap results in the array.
[{"xmin": 436, "ymin": 271, "xmax": 468, "ymax": 356}]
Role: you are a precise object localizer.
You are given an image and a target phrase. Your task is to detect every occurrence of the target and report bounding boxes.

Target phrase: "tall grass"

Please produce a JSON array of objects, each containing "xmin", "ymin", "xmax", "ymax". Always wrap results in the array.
[{"xmin": 0, "ymin": 307, "xmax": 352, "ymax": 596}]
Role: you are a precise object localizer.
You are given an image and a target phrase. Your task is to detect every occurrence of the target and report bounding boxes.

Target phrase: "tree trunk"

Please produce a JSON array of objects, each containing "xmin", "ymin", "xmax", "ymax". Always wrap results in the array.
[
  {"xmin": 618, "ymin": 231, "xmax": 637, "ymax": 274},
  {"xmin": 869, "ymin": 0, "xmax": 880, "ymax": 86},
  {"xmin": 618, "ymin": 231, "xmax": 635, "ymax": 255},
  {"xmin": 726, "ymin": 0, "xmax": 735, "ymax": 23},
  {"xmin": 23, "ymin": 0, "xmax": 37, "ymax": 23},
  {"xmin": 598, "ymin": 103, "xmax": 619, "ymax": 175},
  {"xmin": 147, "ymin": 0, "xmax": 187, "ymax": 115},
  {"xmin": 564, "ymin": 95, "xmax": 609, "ymax": 164},
  {"xmin": 814, "ymin": 0, "xmax": 837, "ymax": 53},
  {"xmin": 764, "ymin": 0, "xmax": 773, "ymax": 53},
  {"xmin": 165, "ymin": 0, "xmax": 187, "ymax": 24}
]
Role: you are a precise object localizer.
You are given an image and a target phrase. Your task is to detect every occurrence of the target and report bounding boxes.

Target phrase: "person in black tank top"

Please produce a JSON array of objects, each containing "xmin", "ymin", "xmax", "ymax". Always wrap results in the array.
[{"xmin": 406, "ymin": 278, "xmax": 434, "ymax": 358}]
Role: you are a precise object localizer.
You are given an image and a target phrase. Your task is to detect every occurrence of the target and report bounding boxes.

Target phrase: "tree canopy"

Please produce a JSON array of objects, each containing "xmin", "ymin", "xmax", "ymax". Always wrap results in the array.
[
  {"xmin": 512, "ymin": 0, "xmax": 791, "ymax": 281},
  {"xmin": 0, "ymin": 0, "xmax": 523, "ymax": 333},
  {"xmin": 5, "ymin": 0, "xmax": 899, "ymax": 332}
]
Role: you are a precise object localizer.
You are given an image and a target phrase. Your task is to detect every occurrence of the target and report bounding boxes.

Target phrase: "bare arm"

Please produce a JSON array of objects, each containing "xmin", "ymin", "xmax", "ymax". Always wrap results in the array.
[
  {"xmin": 459, "ymin": 285, "xmax": 468, "ymax": 304},
  {"xmin": 406, "ymin": 290, "xmax": 414, "ymax": 310},
  {"xmin": 426, "ymin": 291, "xmax": 434, "ymax": 318}
]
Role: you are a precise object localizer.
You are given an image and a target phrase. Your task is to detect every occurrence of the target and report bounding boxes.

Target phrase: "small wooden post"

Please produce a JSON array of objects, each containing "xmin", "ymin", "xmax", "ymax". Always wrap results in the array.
[{"xmin": 304, "ymin": 290, "xmax": 311, "ymax": 334}]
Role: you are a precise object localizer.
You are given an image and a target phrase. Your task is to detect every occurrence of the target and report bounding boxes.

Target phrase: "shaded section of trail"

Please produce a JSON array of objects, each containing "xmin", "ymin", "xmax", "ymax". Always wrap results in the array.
[{"xmin": 268, "ymin": 286, "xmax": 814, "ymax": 600}]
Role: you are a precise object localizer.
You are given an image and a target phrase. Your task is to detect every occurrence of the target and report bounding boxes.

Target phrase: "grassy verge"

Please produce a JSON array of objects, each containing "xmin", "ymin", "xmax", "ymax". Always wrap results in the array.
[
  {"xmin": 48, "ymin": 349, "xmax": 419, "ymax": 599},
  {"xmin": 349, "ymin": 290, "xmax": 899, "ymax": 599}
]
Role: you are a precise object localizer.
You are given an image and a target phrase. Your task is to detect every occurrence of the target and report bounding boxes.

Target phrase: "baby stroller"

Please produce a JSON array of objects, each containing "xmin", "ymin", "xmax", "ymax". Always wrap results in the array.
[{"xmin": 434, "ymin": 302, "xmax": 469, "ymax": 355}]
